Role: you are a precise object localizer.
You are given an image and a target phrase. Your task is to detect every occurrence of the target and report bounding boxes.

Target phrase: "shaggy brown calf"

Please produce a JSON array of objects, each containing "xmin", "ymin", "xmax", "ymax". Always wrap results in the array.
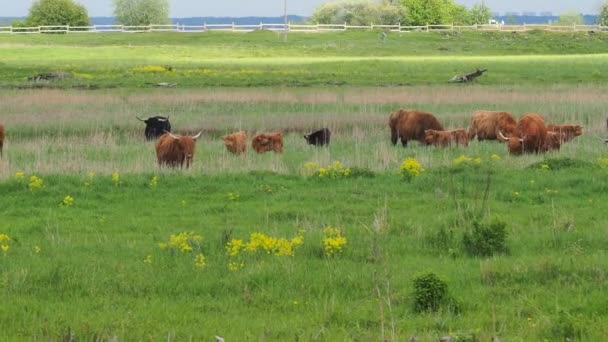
[
  {"xmin": 544, "ymin": 132, "xmax": 564, "ymax": 152},
  {"xmin": 221, "ymin": 131, "xmax": 247, "ymax": 155},
  {"xmin": 424, "ymin": 129, "xmax": 469, "ymax": 147},
  {"xmin": 155, "ymin": 131, "xmax": 202, "ymax": 168},
  {"xmin": 468, "ymin": 110, "xmax": 517, "ymax": 142},
  {"xmin": 389, "ymin": 109, "xmax": 443, "ymax": 147},
  {"xmin": 498, "ymin": 113, "xmax": 547, "ymax": 155},
  {"xmin": 546, "ymin": 124, "xmax": 583, "ymax": 142},
  {"xmin": 252, "ymin": 133, "xmax": 283, "ymax": 153},
  {"xmin": 0, "ymin": 124, "xmax": 4, "ymax": 158}
]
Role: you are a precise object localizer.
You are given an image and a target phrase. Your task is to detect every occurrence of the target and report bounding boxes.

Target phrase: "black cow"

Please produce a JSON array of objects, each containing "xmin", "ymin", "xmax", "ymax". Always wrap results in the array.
[
  {"xmin": 136, "ymin": 115, "xmax": 171, "ymax": 140},
  {"xmin": 304, "ymin": 128, "xmax": 331, "ymax": 146}
]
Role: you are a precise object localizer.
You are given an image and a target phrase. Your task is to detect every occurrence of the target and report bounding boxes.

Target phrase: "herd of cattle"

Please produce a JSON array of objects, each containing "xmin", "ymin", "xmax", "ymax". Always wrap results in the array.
[
  {"xmin": 0, "ymin": 109, "xmax": 603, "ymax": 168},
  {"xmin": 138, "ymin": 109, "xmax": 591, "ymax": 168},
  {"xmin": 390, "ymin": 109, "xmax": 586, "ymax": 155}
]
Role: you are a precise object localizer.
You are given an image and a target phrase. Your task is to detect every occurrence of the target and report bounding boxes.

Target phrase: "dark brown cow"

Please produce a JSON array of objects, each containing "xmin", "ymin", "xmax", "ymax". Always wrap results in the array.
[
  {"xmin": 155, "ymin": 131, "xmax": 202, "ymax": 168},
  {"xmin": 468, "ymin": 110, "xmax": 517, "ymax": 142},
  {"xmin": 0, "ymin": 124, "xmax": 4, "ymax": 158},
  {"xmin": 252, "ymin": 133, "xmax": 283, "ymax": 153},
  {"xmin": 222, "ymin": 131, "xmax": 247, "ymax": 155},
  {"xmin": 498, "ymin": 113, "xmax": 547, "ymax": 155},
  {"xmin": 389, "ymin": 109, "xmax": 443, "ymax": 147},
  {"xmin": 546, "ymin": 124, "xmax": 583, "ymax": 142},
  {"xmin": 424, "ymin": 129, "xmax": 469, "ymax": 147}
]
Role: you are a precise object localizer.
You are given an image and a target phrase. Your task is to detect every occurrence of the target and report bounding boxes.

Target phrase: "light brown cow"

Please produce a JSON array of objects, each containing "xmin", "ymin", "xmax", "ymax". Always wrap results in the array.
[
  {"xmin": 252, "ymin": 133, "xmax": 283, "ymax": 153},
  {"xmin": 222, "ymin": 131, "xmax": 247, "ymax": 155},
  {"xmin": 469, "ymin": 110, "xmax": 517, "ymax": 142},
  {"xmin": 389, "ymin": 109, "xmax": 443, "ymax": 147},
  {"xmin": 155, "ymin": 131, "xmax": 202, "ymax": 168},
  {"xmin": 546, "ymin": 124, "xmax": 583, "ymax": 142},
  {"xmin": 0, "ymin": 124, "xmax": 4, "ymax": 158},
  {"xmin": 498, "ymin": 113, "xmax": 547, "ymax": 155},
  {"xmin": 424, "ymin": 129, "xmax": 469, "ymax": 147}
]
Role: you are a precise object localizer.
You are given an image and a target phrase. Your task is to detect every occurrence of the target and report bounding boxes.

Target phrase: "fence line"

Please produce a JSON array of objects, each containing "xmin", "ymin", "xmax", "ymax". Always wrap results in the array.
[{"xmin": 1, "ymin": 23, "xmax": 608, "ymax": 34}]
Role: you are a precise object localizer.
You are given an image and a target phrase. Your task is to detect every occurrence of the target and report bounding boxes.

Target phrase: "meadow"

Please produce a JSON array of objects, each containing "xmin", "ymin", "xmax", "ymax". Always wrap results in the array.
[{"xmin": 1, "ymin": 31, "xmax": 608, "ymax": 341}]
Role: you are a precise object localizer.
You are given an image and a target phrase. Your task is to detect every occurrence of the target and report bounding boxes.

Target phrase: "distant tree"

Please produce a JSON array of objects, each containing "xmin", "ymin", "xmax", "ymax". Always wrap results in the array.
[
  {"xmin": 26, "ymin": 0, "xmax": 90, "ymax": 27},
  {"xmin": 400, "ymin": 0, "xmax": 470, "ymax": 25},
  {"xmin": 113, "ymin": 0, "xmax": 170, "ymax": 26},
  {"xmin": 556, "ymin": 10, "xmax": 584, "ymax": 25},
  {"xmin": 467, "ymin": 2, "xmax": 492, "ymax": 25},
  {"xmin": 599, "ymin": 2, "xmax": 608, "ymax": 26},
  {"xmin": 311, "ymin": 0, "xmax": 405, "ymax": 25}
]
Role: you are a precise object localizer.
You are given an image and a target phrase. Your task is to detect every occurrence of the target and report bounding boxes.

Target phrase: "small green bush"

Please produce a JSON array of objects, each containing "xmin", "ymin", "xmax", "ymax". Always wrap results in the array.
[
  {"xmin": 412, "ymin": 272, "xmax": 448, "ymax": 313},
  {"xmin": 462, "ymin": 219, "xmax": 508, "ymax": 257}
]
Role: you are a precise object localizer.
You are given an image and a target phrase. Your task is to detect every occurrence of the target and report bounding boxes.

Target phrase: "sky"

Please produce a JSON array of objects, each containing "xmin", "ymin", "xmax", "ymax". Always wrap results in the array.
[{"xmin": 0, "ymin": 0, "xmax": 603, "ymax": 17}]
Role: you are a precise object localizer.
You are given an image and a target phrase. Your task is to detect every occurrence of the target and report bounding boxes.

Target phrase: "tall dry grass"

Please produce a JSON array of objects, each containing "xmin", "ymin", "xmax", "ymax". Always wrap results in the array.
[{"xmin": 0, "ymin": 86, "xmax": 606, "ymax": 178}]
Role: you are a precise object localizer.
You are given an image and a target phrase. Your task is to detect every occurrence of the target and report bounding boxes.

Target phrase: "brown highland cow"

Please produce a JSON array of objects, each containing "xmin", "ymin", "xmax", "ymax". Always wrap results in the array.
[
  {"xmin": 468, "ymin": 110, "xmax": 517, "ymax": 142},
  {"xmin": 155, "ymin": 131, "xmax": 202, "ymax": 168},
  {"xmin": 222, "ymin": 131, "xmax": 247, "ymax": 155},
  {"xmin": 389, "ymin": 109, "xmax": 443, "ymax": 147},
  {"xmin": 252, "ymin": 133, "xmax": 283, "ymax": 153}
]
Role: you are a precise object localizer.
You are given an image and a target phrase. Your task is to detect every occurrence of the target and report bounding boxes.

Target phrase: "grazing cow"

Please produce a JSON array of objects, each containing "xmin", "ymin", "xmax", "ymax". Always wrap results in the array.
[
  {"xmin": 137, "ymin": 115, "xmax": 172, "ymax": 140},
  {"xmin": 221, "ymin": 131, "xmax": 247, "ymax": 155},
  {"xmin": 155, "ymin": 131, "xmax": 202, "ymax": 168},
  {"xmin": 252, "ymin": 133, "xmax": 283, "ymax": 153},
  {"xmin": 389, "ymin": 109, "xmax": 443, "ymax": 147},
  {"xmin": 424, "ymin": 129, "xmax": 469, "ymax": 147},
  {"xmin": 498, "ymin": 113, "xmax": 547, "ymax": 155},
  {"xmin": 0, "ymin": 123, "xmax": 4, "ymax": 158},
  {"xmin": 546, "ymin": 124, "xmax": 583, "ymax": 142},
  {"xmin": 544, "ymin": 132, "xmax": 564, "ymax": 152},
  {"xmin": 468, "ymin": 110, "xmax": 517, "ymax": 142},
  {"xmin": 304, "ymin": 128, "xmax": 331, "ymax": 146}
]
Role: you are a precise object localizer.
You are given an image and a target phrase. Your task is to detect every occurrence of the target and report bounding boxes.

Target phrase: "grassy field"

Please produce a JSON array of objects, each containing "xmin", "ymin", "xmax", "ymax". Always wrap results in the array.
[
  {"xmin": 1, "ymin": 31, "xmax": 608, "ymax": 341},
  {"xmin": 1, "ymin": 30, "xmax": 608, "ymax": 87}
]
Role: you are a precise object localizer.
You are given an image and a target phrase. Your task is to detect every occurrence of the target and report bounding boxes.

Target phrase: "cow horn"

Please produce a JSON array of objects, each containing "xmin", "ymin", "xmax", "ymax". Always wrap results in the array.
[
  {"xmin": 498, "ymin": 131, "xmax": 509, "ymax": 141},
  {"xmin": 165, "ymin": 131, "xmax": 179, "ymax": 139},
  {"xmin": 192, "ymin": 131, "xmax": 203, "ymax": 140},
  {"xmin": 136, "ymin": 116, "xmax": 146, "ymax": 122}
]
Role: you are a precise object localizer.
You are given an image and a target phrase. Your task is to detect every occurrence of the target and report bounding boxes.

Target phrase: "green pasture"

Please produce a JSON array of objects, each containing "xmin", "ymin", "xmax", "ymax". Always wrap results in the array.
[
  {"xmin": 1, "ymin": 165, "xmax": 608, "ymax": 341},
  {"xmin": 1, "ymin": 30, "xmax": 608, "ymax": 87},
  {"xmin": 2, "ymin": 30, "xmax": 608, "ymax": 341}
]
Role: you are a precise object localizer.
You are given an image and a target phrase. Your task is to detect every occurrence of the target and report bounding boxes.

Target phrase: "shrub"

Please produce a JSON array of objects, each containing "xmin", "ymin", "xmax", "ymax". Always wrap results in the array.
[
  {"xmin": 400, "ymin": 157, "xmax": 424, "ymax": 181},
  {"xmin": 113, "ymin": 0, "xmax": 170, "ymax": 26},
  {"xmin": 462, "ymin": 219, "xmax": 508, "ymax": 257},
  {"xmin": 26, "ymin": 0, "xmax": 90, "ymax": 27},
  {"xmin": 311, "ymin": 0, "xmax": 405, "ymax": 25},
  {"xmin": 412, "ymin": 272, "xmax": 448, "ymax": 313}
]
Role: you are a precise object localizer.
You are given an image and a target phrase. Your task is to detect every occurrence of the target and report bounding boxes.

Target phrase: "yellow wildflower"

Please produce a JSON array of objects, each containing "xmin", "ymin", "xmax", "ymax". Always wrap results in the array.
[
  {"xmin": 28, "ymin": 175, "xmax": 44, "ymax": 191},
  {"xmin": 144, "ymin": 255, "xmax": 153, "ymax": 264},
  {"xmin": 62, "ymin": 195, "xmax": 74, "ymax": 207},
  {"xmin": 490, "ymin": 154, "xmax": 501, "ymax": 161},
  {"xmin": 1, "ymin": 245, "xmax": 9, "ymax": 253},
  {"xmin": 322, "ymin": 226, "xmax": 347, "ymax": 257},
  {"xmin": 400, "ymin": 157, "xmax": 423, "ymax": 181},
  {"xmin": 149, "ymin": 176, "xmax": 158, "ymax": 188},
  {"xmin": 15, "ymin": 172, "xmax": 25, "ymax": 181},
  {"xmin": 0, "ymin": 234, "xmax": 10, "ymax": 244},
  {"xmin": 112, "ymin": 172, "xmax": 120, "ymax": 186},
  {"xmin": 34, "ymin": 245, "xmax": 41, "ymax": 254},
  {"xmin": 194, "ymin": 253, "xmax": 206, "ymax": 268}
]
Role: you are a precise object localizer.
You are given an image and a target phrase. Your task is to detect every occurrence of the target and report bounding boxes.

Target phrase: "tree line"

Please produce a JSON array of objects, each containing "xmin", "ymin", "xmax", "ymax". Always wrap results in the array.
[
  {"xmin": 311, "ymin": 0, "xmax": 608, "ymax": 27},
  {"xmin": 13, "ymin": 0, "xmax": 170, "ymax": 28},
  {"xmin": 10, "ymin": 0, "xmax": 608, "ymax": 28}
]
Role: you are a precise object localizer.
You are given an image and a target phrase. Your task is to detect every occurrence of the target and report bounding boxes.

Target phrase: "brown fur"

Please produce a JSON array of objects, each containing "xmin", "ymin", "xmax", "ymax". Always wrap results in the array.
[
  {"xmin": 389, "ymin": 109, "xmax": 443, "ymax": 147},
  {"xmin": 500, "ymin": 113, "xmax": 547, "ymax": 155},
  {"xmin": 544, "ymin": 132, "xmax": 564, "ymax": 152},
  {"xmin": 0, "ymin": 124, "xmax": 4, "ymax": 158},
  {"xmin": 424, "ymin": 129, "xmax": 469, "ymax": 147},
  {"xmin": 546, "ymin": 124, "xmax": 583, "ymax": 142},
  {"xmin": 221, "ymin": 131, "xmax": 247, "ymax": 155},
  {"xmin": 155, "ymin": 132, "xmax": 201, "ymax": 168},
  {"xmin": 468, "ymin": 110, "xmax": 517, "ymax": 142},
  {"xmin": 252, "ymin": 133, "xmax": 283, "ymax": 153}
]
